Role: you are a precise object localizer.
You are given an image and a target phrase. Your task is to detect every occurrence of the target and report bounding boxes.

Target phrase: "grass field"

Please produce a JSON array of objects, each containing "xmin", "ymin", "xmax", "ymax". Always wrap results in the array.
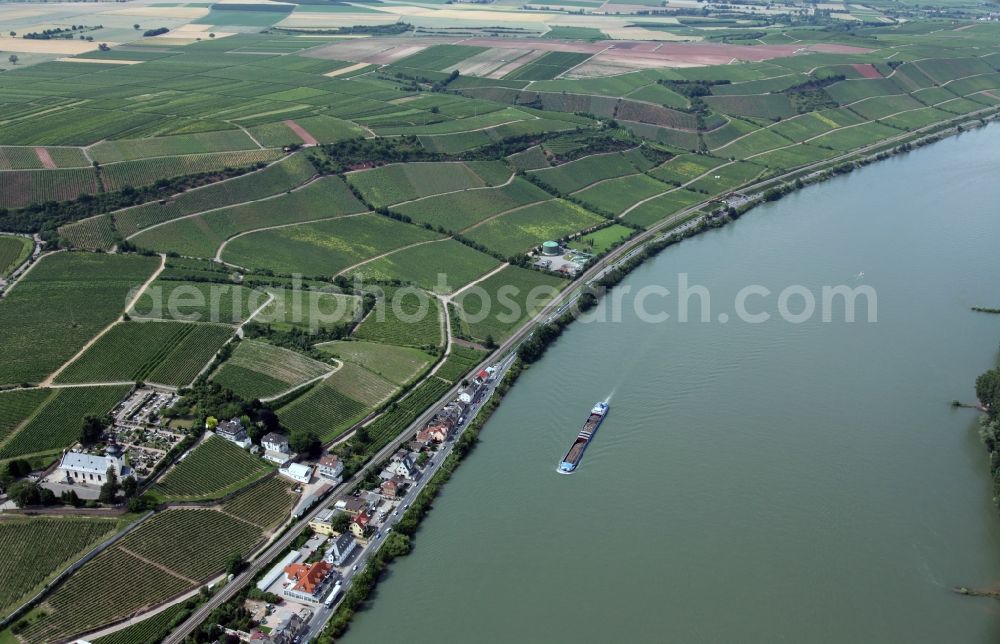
[
  {"xmin": 211, "ymin": 339, "xmax": 332, "ymax": 400},
  {"xmin": 55, "ymin": 321, "xmax": 233, "ymax": 388},
  {"xmin": 222, "ymin": 213, "xmax": 442, "ymax": 278},
  {"xmin": 0, "ymin": 235, "xmax": 31, "ymax": 278},
  {"xmin": 151, "ymin": 435, "xmax": 271, "ymax": 501},
  {"xmin": 349, "ymin": 239, "xmax": 501, "ymax": 294},
  {"xmin": 0, "ymin": 516, "xmax": 121, "ymax": 618},
  {"xmin": 465, "ymin": 200, "xmax": 605, "ymax": 258},
  {"xmin": 316, "ymin": 340, "xmax": 434, "ymax": 386},
  {"xmin": 0, "ymin": 253, "xmax": 159, "ymax": 386},
  {"xmin": 354, "ymin": 286, "xmax": 444, "ymax": 349},
  {"xmin": 453, "ymin": 266, "xmax": 565, "ymax": 343},
  {"xmin": 0, "ymin": 385, "xmax": 130, "ymax": 460},
  {"xmin": 568, "ymin": 224, "xmax": 635, "ymax": 254}
]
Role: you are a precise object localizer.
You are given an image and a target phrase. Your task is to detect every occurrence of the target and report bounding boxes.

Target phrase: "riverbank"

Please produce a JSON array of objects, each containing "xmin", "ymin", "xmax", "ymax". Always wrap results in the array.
[{"xmin": 337, "ymin": 116, "xmax": 1000, "ymax": 644}]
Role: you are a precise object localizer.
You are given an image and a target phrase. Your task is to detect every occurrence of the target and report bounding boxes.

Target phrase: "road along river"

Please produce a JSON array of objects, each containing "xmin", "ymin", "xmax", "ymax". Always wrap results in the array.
[{"xmin": 341, "ymin": 124, "xmax": 1000, "ymax": 643}]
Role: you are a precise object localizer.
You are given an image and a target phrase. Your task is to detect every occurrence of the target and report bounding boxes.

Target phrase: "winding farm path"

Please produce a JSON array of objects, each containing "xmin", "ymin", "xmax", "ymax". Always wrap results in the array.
[
  {"xmin": 39, "ymin": 253, "xmax": 166, "ymax": 388},
  {"xmin": 333, "ymin": 236, "xmax": 452, "ymax": 278}
]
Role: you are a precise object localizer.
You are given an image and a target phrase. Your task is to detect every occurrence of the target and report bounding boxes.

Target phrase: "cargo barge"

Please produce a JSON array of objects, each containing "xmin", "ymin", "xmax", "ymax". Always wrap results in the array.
[{"xmin": 558, "ymin": 402, "xmax": 608, "ymax": 473}]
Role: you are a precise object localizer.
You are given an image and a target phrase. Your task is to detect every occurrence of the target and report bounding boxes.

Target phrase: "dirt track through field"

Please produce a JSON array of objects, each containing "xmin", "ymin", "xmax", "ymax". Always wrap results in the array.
[
  {"xmin": 34, "ymin": 147, "xmax": 56, "ymax": 169},
  {"xmin": 284, "ymin": 120, "xmax": 318, "ymax": 146}
]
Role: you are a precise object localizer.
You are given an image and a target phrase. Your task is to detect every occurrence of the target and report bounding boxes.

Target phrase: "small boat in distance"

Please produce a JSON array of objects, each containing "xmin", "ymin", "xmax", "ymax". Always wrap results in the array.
[{"xmin": 558, "ymin": 402, "xmax": 609, "ymax": 474}]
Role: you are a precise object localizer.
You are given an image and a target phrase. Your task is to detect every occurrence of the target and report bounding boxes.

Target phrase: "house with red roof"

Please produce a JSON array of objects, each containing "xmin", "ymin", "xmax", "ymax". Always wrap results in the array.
[{"xmin": 282, "ymin": 561, "xmax": 336, "ymax": 603}]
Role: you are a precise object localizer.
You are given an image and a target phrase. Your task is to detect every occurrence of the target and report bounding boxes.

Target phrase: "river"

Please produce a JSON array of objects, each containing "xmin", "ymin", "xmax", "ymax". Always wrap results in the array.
[{"xmin": 342, "ymin": 124, "xmax": 1000, "ymax": 643}]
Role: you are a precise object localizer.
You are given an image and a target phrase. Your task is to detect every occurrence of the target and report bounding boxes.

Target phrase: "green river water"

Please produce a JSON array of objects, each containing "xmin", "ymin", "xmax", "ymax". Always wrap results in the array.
[{"xmin": 343, "ymin": 124, "xmax": 1000, "ymax": 643}]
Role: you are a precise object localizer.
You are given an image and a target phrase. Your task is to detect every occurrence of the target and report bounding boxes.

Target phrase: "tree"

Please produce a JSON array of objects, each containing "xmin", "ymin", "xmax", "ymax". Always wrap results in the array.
[
  {"xmin": 484, "ymin": 334, "xmax": 497, "ymax": 349},
  {"xmin": 8, "ymin": 54, "xmax": 18, "ymax": 65},
  {"xmin": 225, "ymin": 552, "xmax": 245, "ymax": 576},
  {"xmin": 290, "ymin": 430, "xmax": 321, "ymax": 458},
  {"xmin": 6, "ymin": 459, "xmax": 31, "ymax": 479},
  {"xmin": 133, "ymin": 23, "xmax": 140, "ymax": 29},
  {"xmin": 330, "ymin": 511, "xmax": 351, "ymax": 534},
  {"xmin": 98, "ymin": 466, "xmax": 120, "ymax": 504},
  {"xmin": 80, "ymin": 415, "xmax": 105, "ymax": 446},
  {"xmin": 206, "ymin": 415, "xmax": 219, "ymax": 430},
  {"xmin": 9, "ymin": 481, "xmax": 43, "ymax": 507},
  {"xmin": 354, "ymin": 426, "xmax": 370, "ymax": 444},
  {"xmin": 977, "ymin": 368, "xmax": 1000, "ymax": 418},
  {"xmin": 122, "ymin": 475, "xmax": 138, "ymax": 499},
  {"xmin": 61, "ymin": 489, "xmax": 83, "ymax": 507}
]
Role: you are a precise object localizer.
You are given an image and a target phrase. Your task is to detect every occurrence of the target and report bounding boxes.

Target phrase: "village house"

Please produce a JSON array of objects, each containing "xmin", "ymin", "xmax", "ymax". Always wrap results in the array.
[
  {"xmin": 380, "ymin": 476, "xmax": 406, "ymax": 499},
  {"xmin": 349, "ymin": 512, "xmax": 371, "ymax": 541},
  {"xmin": 58, "ymin": 452, "xmax": 131, "ymax": 485},
  {"xmin": 282, "ymin": 561, "xmax": 336, "ymax": 603},
  {"xmin": 317, "ymin": 454, "xmax": 343, "ymax": 483},
  {"xmin": 335, "ymin": 496, "xmax": 367, "ymax": 515},
  {"xmin": 262, "ymin": 432, "xmax": 292, "ymax": 464},
  {"xmin": 214, "ymin": 418, "xmax": 251, "ymax": 449},
  {"xmin": 325, "ymin": 532, "xmax": 358, "ymax": 566},
  {"xmin": 384, "ymin": 449, "xmax": 417, "ymax": 479}
]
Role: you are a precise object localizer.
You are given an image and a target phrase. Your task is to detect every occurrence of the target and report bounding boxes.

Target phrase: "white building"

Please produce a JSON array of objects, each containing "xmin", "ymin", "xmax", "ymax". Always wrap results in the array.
[
  {"xmin": 317, "ymin": 454, "xmax": 343, "ymax": 483},
  {"xmin": 383, "ymin": 449, "xmax": 417, "ymax": 480},
  {"xmin": 324, "ymin": 532, "xmax": 357, "ymax": 566},
  {"xmin": 279, "ymin": 462, "xmax": 313, "ymax": 484},
  {"xmin": 59, "ymin": 452, "xmax": 132, "ymax": 484},
  {"xmin": 214, "ymin": 418, "xmax": 251, "ymax": 449},
  {"xmin": 262, "ymin": 432, "xmax": 292, "ymax": 464}
]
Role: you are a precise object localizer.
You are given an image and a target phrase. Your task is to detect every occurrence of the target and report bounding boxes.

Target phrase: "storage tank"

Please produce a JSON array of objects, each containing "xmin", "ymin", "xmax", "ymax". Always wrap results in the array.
[{"xmin": 541, "ymin": 241, "xmax": 561, "ymax": 256}]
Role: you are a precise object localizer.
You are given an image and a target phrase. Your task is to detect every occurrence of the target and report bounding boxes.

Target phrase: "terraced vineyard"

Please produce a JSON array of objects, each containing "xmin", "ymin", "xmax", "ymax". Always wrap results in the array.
[{"xmin": 151, "ymin": 435, "xmax": 271, "ymax": 501}]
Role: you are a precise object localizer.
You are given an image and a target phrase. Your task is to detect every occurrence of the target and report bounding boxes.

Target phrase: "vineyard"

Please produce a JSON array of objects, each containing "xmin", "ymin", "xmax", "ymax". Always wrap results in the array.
[
  {"xmin": 466, "ymin": 199, "xmax": 604, "ymax": 258},
  {"xmin": 20, "ymin": 547, "xmax": 191, "ymax": 644},
  {"xmin": 326, "ymin": 361, "xmax": 399, "ymax": 408},
  {"xmin": 529, "ymin": 151, "xmax": 644, "ymax": 194},
  {"xmin": 316, "ymin": 340, "xmax": 434, "ymax": 386},
  {"xmin": 115, "ymin": 508, "xmax": 263, "ymax": 581},
  {"xmin": 0, "ymin": 516, "xmax": 121, "ymax": 617},
  {"xmin": 394, "ymin": 178, "xmax": 550, "ymax": 232},
  {"xmin": 58, "ymin": 215, "xmax": 119, "ymax": 251},
  {"xmin": 0, "ymin": 168, "xmax": 101, "ymax": 209},
  {"xmin": 0, "ymin": 234, "xmax": 31, "ymax": 278},
  {"xmin": 256, "ymin": 289, "xmax": 361, "ymax": 333},
  {"xmin": 92, "ymin": 603, "xmax": 188, "ymax": 644},
  {"xmin": 277, "ymin": 379, "xmax": 369, "ymax": 442},
  {"xmin": 112, "ymin": 152, "xmax": 317, "ymax": 238},
  {"xmin": 0, "ymin": 252, "xmax": 160, "ymax": 386},
  {"xmin": 0, "ymin": 388, "xmax": 52, "ymax": 444},
  {"xmin": 211, "ymin": 339, "xmax": 332, "ymax": 400},
  {"xmin": 0, "ymin": 385, "xmax": 130, "ymax": 460},
  {"xmin": 435, "ymin": 346, "xmax": 487, "ymax": 384},
  {"xmin": 353, "ymin": 287, "xmax": 443, "ymax": 349},
  {"xmin": 55, "ymin": 321, "xmax": 234, "ymax": 388},
  {"xmin": 151, "ymin": 435, "xmax": 271, "ymax": 501},
  {"xmin": 99, "ymin": 150, "xmax": 283, "ymax": 192},
  {"xmin": 220, "ymin": 476, "xmax": 296, "ymax": 530},
  {"xmin": 346, "ymin": 161, "xmax": 498, "ymax": 208},
  {"xmin": 130, "ymin": 280, "xmax": 265, "ymax": 325},
  {"xmin": 453, "ymin": 266, "xmax": 565, "ymax": 343},
  {"xmin": 89, "ymin": 130, "xmax": 261, "ymax": 164},
  {"xmin": 349, "ymin": 239, "xmax": 500, "ymax": 294}
]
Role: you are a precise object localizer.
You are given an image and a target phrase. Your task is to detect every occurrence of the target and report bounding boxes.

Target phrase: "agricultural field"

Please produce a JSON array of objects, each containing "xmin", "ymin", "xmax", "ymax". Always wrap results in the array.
[
  {"xmin": 685, "ymin": 160, "xmax": 766, "ymax": 194},
  {"xmin": 220, "ymin": 476, "xmax": 296, "ymax": 530},
  {"xmin": 211, "ymin": 339, "xmax": 332, "ymax": 401},
  {"xmin": 349, "ymin": 239, "xmax": 501, "ymax": 294},
  {"xmin": 58, "ymin": 215, "xmax": 119, "ymax": 252},
  {"xmin": 623, "ymin": 188, "xmax": 706, "ymax": 228},
  {"xmin": 255, "ymin": 288, "xmax": 361, "ymax": 332},
  {"xmin": 354, "ymin": 286, "xmax": 444, "ymax": 349},
  {"xmin": 0, "ymin": 385, "xmax": 131, "ymax": 461},
  {"xmin": 130, "ymin": 280, "xmax": 265, "ymax": 325},
  {"xmin": 504, "ymin": 52, "xmax": 592, "ymax": 81},
  {"xmin": 453, "ymin": 266, "xmax": 566, "ymax": 343},
  {"xmin": 569, "ymin": 224, "xmax": 635, "ymax": 254},
  {"xmin": 55, "ymin": 321, "xmax": 234, "ymax": 388},
  {"xmin": 277, "ymin": 377, "xmax": 369, "ymax": 442},
  {"xmin": 347, "ymin": 161, "xmax": 511, "ymax": 208},
  {"xmin": 465, "ymin": 199, "xmax": 605, "ymax": 258},
  {"xmin": 220, "ymin": 213, "xmax": 442, "ymax": 277},
  {"xmin": 1, "ymin": 168, "xmax": 101, "ymax": 209},
  {"xmin": 151, "ymin": 435, "xmax": 271, "ymax": 501},
  {"xmin": 89, "ymin": 130, "xmax": 261, "ymax": 164},
  {"xmin": 0, "ymin": 252, "xmax": 159, "ymax": 386},
  {"xmin": 435, "ymin": 346, "xmax": 487, "ymax": 384},
  {"xmin": 0, "ymin": 235, "xmax": 31, "ymax": 278},
  {"xmin": 92, "ymin": 603, "xmax": 188, "ymax": 644},
  {"xmin": 575, "ymin": 174, "xmax": 673, "ymax": 215},
  {"xmin": 316, "ymin": 340, "xmax": 435, "ymax": 386},
  {"xmin": 650, "ymin": 154, "xmax": 729, "ymax": 185},
  {"xmin": 112, "ymin": 152, "xmax": 317, "ymax": 238},
  {"xmin": 100, "ymin": 150, "xmax": 284, "ymax": 192},
  {"xmin": 393, "ymin": 178, "xmax": 551, "ymax": 232},
  {"xmin": 0, "ymin": 516, "xmax": 122, "ymax": 618},
  {"xmin": 133, "ymin": 176, "xmax": 367, "ymax": 259},
  {"xmin": 0, "ymin": 388, "xmax": 52, "ymax": 445},
  {"xmin": 529, "ymin": 150, "xmax": 647, "ymax": 194}
]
